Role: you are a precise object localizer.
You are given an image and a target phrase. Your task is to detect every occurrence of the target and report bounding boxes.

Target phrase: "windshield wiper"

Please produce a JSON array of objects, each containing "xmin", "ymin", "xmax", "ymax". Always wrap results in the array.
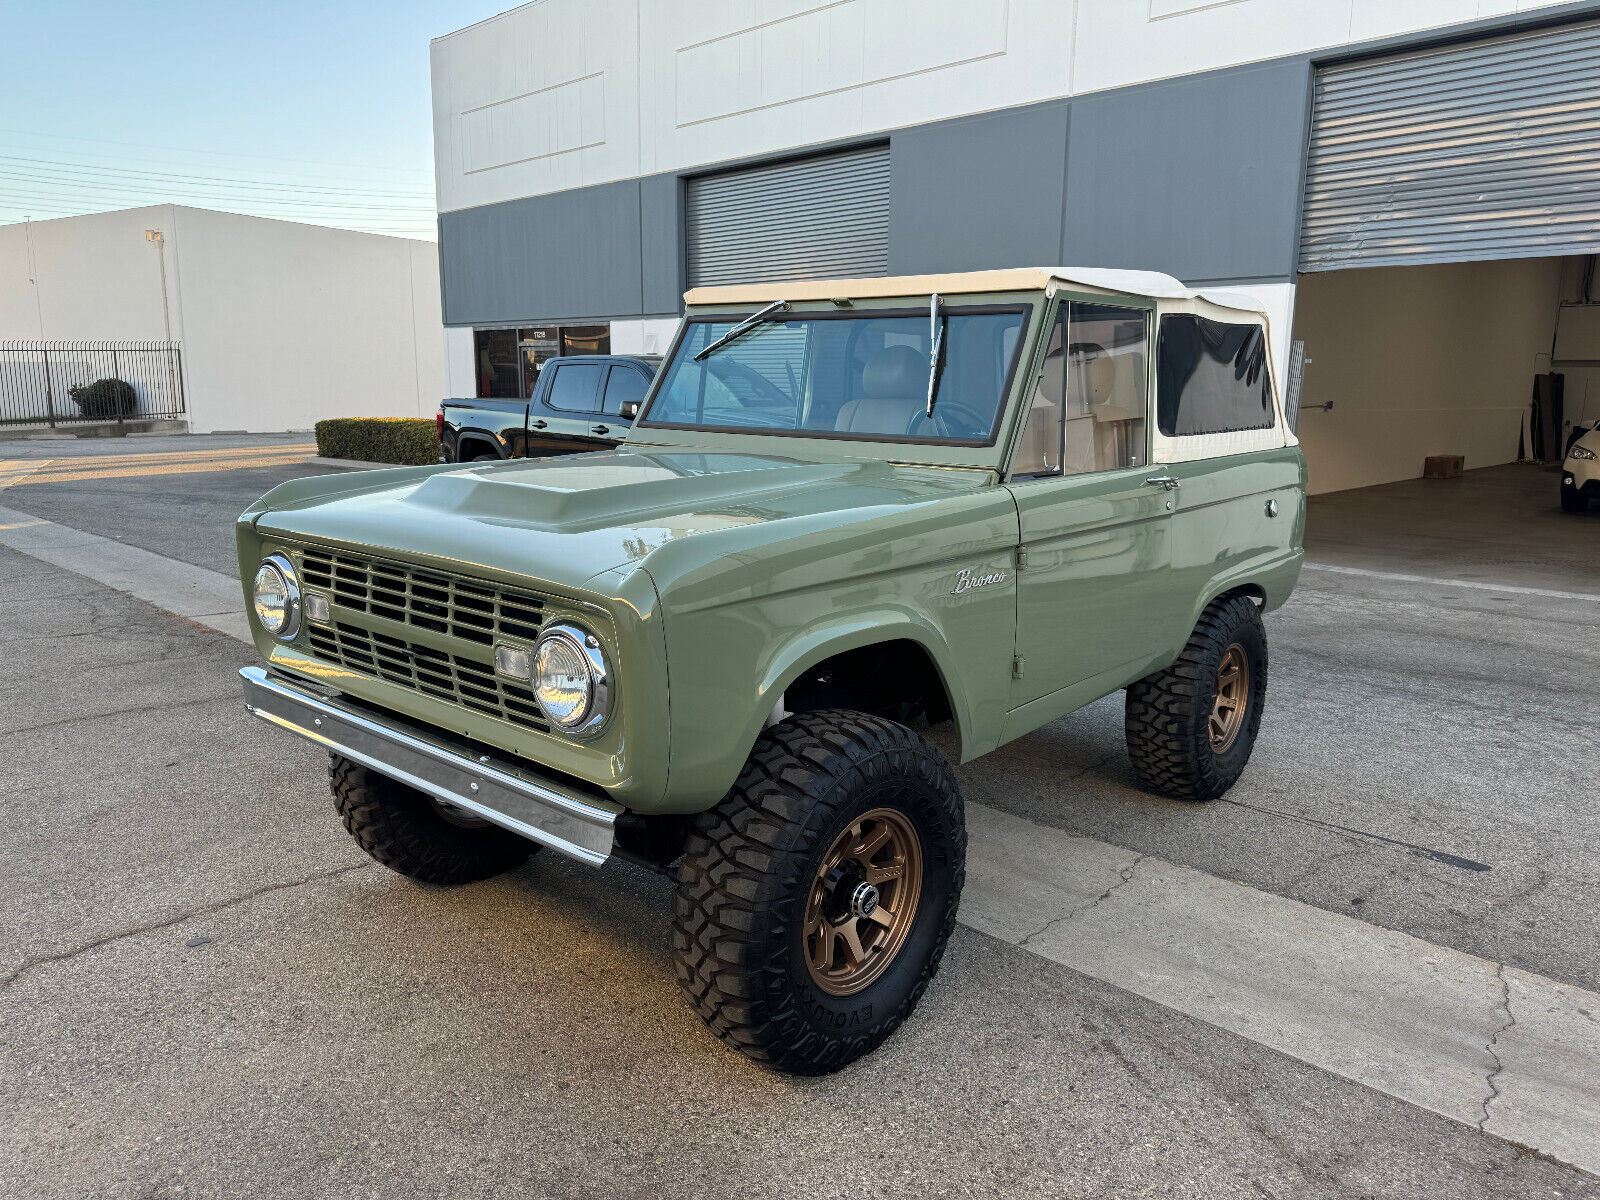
[
  {"xmin": 925, "ymin": 292, "xmax": 945, "ymax": 417},
  {"xmin": 693, "ymin": 299, "xmax": 790, "ymax": 362}
]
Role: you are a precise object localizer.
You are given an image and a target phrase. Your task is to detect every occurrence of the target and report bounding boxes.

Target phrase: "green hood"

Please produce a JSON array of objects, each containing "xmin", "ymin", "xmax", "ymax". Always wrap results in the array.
[{"xmin": 251, "ymin": 450, "xmax": 1001, "ymax": 599}]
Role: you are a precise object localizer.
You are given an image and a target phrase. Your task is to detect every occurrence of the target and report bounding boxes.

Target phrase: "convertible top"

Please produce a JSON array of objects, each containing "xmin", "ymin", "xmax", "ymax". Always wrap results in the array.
[{"xmin": 684, "ymin": 267, "xmax": 1268, "ymax": 317}]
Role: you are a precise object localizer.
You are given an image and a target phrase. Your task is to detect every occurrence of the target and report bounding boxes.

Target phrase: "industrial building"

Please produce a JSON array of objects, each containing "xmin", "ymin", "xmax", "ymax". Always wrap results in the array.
[
  {"xmin": 0, "ymin": 205, "xmax": 446, "ymax": 433},
  {"xmin": 429, "ymin": 0, "xmax": 1600, "ymax": 494}
]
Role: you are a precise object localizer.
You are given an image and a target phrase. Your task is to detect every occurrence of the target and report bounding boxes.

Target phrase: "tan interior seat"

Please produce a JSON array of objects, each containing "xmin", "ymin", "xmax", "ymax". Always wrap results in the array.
[{"xmin": 835, "ymin": 345, "xmax": 926, "ymax": 435}]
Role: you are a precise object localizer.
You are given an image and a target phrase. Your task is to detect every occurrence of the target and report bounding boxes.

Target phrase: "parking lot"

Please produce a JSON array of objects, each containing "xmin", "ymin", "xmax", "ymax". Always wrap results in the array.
[{"xmin": 2, "ymin": 437, "xmax": 1597, "ymax": 1199}]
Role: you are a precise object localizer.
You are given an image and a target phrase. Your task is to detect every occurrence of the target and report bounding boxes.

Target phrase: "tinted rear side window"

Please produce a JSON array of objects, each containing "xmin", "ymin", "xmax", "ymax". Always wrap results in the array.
[
  {"xmin": 1156, "ymin": 315, "xmax": 1274, "ymax": 437},
  {"xmin": 545, "ymin": 363, "xmax": 603, "ymax": 412}
]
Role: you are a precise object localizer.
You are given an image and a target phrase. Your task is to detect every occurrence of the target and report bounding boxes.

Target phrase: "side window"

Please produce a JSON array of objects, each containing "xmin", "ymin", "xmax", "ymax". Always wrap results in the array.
[
  {"xmin": 1156, "ymin": 314, "xmax": 1274, "ymax": 436},
  {"xmin": 1016, "ymin": 302, "xmax": 1148, "ymax": 477},
  {"xmin": 545, "ymin": 363, "xmax": 603, "ymax": 413},
  {"xmin": 602, "ymin": 366, "xmax": 650, "ymax": 415}
]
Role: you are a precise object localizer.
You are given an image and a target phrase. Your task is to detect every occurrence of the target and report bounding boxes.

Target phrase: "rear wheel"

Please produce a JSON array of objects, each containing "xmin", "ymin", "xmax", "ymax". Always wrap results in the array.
[
  {"xmin": 672, "ymin": 710, "xmax": 965, "ymax": 1075},
  {"xmin": 1125, "ymin": 593, "xmax": 1268, "ymax": 802},
  {"xmin": 329, "ymin": 755, "xmax": 532, "ymax": 885}
]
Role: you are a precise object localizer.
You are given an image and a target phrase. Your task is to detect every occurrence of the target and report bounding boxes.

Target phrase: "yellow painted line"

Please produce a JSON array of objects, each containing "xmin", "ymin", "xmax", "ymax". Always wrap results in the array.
[
  {"xmin": 13, "ymin": 455, "xmax": 321, "ymax": 485},
  {"xmin": 0, "ymin": 519, "xmax": 49, "ymax": 530},
  {"xmin": 24, "ymin": 443, "xmax": 315, "ymax": 468}
]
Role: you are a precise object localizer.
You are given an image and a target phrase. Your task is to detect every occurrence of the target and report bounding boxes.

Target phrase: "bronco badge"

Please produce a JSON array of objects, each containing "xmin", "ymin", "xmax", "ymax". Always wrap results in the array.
[{"xmin": 951, "ymin": 567, "xmax": 1007, "ymax": 595}]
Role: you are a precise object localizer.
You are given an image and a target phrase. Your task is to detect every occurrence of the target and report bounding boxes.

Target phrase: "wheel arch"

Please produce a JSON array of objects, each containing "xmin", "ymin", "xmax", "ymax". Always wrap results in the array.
[
  {"xmin": 456, "ymin": 431, "xmax": 502, "ymax": 460},
  {"xmin": 731, "ymin": 619, "xmax": 974, "ymax": 770}
]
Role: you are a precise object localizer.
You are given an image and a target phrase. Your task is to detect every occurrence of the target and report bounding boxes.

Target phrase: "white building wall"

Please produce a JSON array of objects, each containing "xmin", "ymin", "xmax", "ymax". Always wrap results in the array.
[
  {"xmin": 0, "ymin": 206, "xmax": 180, "ymax": 343},
  {"xmin": 444, "ymin": 326, "xmax": 477, "ymax": 399},
  {"xmin": 609, "ymin": 317, "xmax": 680, "ymax": 357},
  {"xmin": 431, "ymin": 0, "xmax": 1572, "ymax": 215},
  {"xmin": 0, "ymin": 206, "xmax": 448, "ymax": 433}
]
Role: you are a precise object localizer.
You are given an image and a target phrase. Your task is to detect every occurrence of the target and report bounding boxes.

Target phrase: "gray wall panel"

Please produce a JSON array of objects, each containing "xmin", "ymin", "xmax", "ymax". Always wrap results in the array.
[
  {"xmin": 438, "ymin": 59, "xmax": 1314, "ymax": 326},
  {"xmin": 1061, "ymin": 59, "xmax": 1311, "ymax": 282},
  {"xmin": 639, "ymin": 173, "xmax": 683, "ymax": 316},
  {"xmin": 439, "ymin": 181, "xmax": 644, "ymax": 326},
  {"xmin": 888, "ymin": 103, "xmax": 1070, "ymax": 274}
]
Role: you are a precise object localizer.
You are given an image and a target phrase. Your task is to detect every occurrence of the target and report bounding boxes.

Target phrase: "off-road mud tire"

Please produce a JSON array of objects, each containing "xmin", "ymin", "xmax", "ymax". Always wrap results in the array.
[
  {"xmin": 1125, "ymin": 593, "xmax": 1268, "ymax": 802},
  {"xmin": 672, "ymin": 710, "xmax": 966, "ymax": 1075},
  {"xmin": 329, "ymin": 754, "xmax": 532, "ymax": 885}
]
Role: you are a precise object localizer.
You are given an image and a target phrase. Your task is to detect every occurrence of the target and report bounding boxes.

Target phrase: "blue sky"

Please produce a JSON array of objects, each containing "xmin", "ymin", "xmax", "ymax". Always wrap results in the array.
[{"xmin": 0, "ymin": 0, "xmax": 505, "ymax": 239}]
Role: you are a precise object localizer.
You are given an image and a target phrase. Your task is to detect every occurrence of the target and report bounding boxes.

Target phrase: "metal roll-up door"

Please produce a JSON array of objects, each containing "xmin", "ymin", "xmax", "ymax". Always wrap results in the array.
[
  {"xmin": 1300, "ymin": 18, "xmax": 1600, "ymax": 271},
  {"xmin": 686, "ymin": 145, "xmax": 890, "ymax": 287}
]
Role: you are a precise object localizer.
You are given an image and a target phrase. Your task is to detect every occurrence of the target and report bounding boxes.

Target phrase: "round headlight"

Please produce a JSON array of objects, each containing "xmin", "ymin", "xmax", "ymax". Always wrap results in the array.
[
  {"xmin": 533, "ymin": 623, "xmax": 609, "ymax": 735},
  {"xmin": 252, "ymin": 553, "xmax": 301, "ymax": 641}
]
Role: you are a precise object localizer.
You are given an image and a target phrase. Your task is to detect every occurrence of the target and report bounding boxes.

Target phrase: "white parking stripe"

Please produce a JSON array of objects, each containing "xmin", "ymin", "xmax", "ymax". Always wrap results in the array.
[
  {"xmin": 0, "ymin": 503, "xmax": 251, "ymax": 641},
  {"xmin": 4, "ymin": 506, "xmax": 1598, "ymax": 1174},
  {"xmin": 1304, "ymin": 561, "xmax": 1600, "ymax": 603},
  {"xmin": 963, "ymin": 803, "xmax": 1600, "ymax": 1172}
]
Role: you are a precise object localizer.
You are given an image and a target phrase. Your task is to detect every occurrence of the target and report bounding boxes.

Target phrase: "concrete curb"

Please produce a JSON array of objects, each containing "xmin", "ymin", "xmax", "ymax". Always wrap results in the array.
[{"xmin": 0, "ymin": 419, "xmax": 189, "ymax": 442}]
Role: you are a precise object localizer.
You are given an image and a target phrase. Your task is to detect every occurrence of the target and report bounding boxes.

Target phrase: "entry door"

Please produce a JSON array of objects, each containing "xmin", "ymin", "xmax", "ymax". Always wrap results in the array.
[
  {"xmin": 519, "ymin": 360, "xmax": 606, "ymax": 456},
  {"xmin": 1009, "ymin": 301, "xmax": 1176, "ymax": 707}
]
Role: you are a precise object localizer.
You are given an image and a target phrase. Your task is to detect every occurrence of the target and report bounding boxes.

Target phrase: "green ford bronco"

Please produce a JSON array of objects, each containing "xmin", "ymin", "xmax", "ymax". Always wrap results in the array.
[{"xmin": 239, "ymin": 268, "xmax": 1304, "ymax": 1073}]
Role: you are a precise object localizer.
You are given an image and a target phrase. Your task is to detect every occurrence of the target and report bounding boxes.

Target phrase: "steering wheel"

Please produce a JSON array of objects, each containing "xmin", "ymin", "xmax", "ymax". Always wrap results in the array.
[{"xmin": 907, "ymin": 401, "xmax": 988, "ymax": 440}]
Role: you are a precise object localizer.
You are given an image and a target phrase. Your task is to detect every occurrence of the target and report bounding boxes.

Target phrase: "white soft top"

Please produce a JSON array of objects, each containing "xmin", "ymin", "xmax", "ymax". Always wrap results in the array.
[{"xmin": 684, "ymin": 267, "xmax": 1267, "ymax": 317}]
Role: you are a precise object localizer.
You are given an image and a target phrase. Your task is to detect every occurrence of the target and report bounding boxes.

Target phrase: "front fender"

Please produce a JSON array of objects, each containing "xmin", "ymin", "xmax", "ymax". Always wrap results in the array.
[{"xmin": 657, "ymin": 608, "xmax": 982, "ymax": 813}]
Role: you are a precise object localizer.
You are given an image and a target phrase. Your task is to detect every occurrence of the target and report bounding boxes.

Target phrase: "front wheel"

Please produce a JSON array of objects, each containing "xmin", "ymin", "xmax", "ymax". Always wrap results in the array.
[
  {"xmin": 672, "ymin": 710, "xmax": 966, "ymax": 1075},
  {"xmin": 1125, "ymin": 593, "xmax": 1268, "ymax": 802},
  {"xmin": 1561, "ymin": 484, "xmax": 1589, "ymax": 513}
]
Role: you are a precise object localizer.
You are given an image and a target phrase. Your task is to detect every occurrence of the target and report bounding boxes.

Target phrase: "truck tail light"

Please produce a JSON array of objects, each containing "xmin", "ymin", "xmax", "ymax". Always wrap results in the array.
[{"xmin": 435, "ymin": 407, "xmax": 444, "ymax": 440}]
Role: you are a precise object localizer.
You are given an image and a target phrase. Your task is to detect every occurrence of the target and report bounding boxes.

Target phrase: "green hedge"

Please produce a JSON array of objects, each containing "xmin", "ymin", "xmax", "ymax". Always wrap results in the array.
[{"xmin": 313, "ymin": 417, "xmax": 438, "ymax": 466}]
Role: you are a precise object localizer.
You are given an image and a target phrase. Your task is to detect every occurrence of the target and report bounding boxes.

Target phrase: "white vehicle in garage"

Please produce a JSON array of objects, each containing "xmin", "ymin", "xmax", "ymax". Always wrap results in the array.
[{"xmin": 1563, "ymin": 424, "xmax": 1600, "ymax": 513}]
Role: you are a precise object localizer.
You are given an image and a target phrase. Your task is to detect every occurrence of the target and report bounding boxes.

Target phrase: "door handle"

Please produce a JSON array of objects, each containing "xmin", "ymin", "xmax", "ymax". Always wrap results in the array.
[
  {"xmin": 530, "ymin": 419, "xmax": 547, "ymax": 429},
  {"xmin": 1145, "ymin": 475, "xmax": 1180, "ymax": 491},
  {"xmin": 592, "ymin": 425, "xmax": 610, "ymax": 435}
]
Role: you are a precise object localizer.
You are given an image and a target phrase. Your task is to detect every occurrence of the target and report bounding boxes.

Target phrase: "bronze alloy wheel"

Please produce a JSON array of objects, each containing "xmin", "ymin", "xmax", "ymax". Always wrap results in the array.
[
  {"xmin": 804, "ymin": 807, "xmax": 924, "ymax": 996},
  {"xmin": 1209, "ymin": 643, "xmax": 1251, "ymax": 754}
]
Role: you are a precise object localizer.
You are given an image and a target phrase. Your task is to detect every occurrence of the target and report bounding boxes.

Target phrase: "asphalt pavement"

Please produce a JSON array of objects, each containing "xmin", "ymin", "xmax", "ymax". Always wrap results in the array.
[{"xmin": 2, "ymin": 437, "xmax": 1598, "ymax": 1197}]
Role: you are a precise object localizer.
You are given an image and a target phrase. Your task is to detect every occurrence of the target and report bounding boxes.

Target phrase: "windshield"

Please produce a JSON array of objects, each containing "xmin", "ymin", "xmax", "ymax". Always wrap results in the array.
[{"xmin": 640, "ymin": 307, "xmax": 1029, "ymax": 445}]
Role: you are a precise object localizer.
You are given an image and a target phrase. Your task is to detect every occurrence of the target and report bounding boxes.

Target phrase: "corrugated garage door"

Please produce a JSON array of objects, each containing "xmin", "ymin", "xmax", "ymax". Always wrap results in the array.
[
  {"xmin": 1300, "ymin": 19, "xmax": 1600, "ymax": 271},
  {"xmin": 686, "ymin": 145, "xmax": 890, "ymax": 287}
]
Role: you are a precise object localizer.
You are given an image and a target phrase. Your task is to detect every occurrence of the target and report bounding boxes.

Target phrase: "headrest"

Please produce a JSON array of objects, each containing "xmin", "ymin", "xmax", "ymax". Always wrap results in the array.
[
  {"xmin": 861, "ymin": 344, "xmax": 925, "ymax": 398},
  {"xmin": 1069, "ymin": 343, "xmax": 1116, "ymax": 406}
]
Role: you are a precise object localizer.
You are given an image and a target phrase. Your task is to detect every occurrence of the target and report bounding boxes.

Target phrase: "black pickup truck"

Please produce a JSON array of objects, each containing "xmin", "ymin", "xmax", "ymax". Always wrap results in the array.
[{"xmin": 438, "ymin": 354, "xmax": 660, "ymax": 462}]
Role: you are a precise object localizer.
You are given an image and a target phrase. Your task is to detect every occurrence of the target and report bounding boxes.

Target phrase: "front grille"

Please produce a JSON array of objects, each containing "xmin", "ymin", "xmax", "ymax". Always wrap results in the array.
[
  {"xmin": 294, "ymin": 545, "xmax": 552, "ymax": 734},
  {"xmin": 299, "ymin": 545, "xmax": 546, "ymax": 645},
  {"xmin": 306, "ymin": 621, "xmax": 550, "ymax": 733}
]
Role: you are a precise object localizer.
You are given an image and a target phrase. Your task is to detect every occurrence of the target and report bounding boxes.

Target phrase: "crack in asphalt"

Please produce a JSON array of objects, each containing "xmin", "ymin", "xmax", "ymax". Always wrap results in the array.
[
  {"xmin": 4, "ymin": 690, "xmax": 234, "ymax": 737},
  {"xmin": 0, "ymin": 861, "xmax": 375, "ymax": 994},
  {"xmin": 1478, "ymin": 962, "xmax": 1517, "ymax": 1131},
  {"xmin": 1018, "ymin": 853, "xmax": 1148, "ymax": 949}
]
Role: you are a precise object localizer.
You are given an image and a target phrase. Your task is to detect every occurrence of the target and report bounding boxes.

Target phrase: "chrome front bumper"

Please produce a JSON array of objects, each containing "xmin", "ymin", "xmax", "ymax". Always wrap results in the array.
[{"xmin": 240, "ymin": 666, "xmax": 619, "ymax": 865}]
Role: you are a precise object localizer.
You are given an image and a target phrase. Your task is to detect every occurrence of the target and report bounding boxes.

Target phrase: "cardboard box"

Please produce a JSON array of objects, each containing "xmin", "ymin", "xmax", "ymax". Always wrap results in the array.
[{"xmin": 1423, "ymin": 455, "xmax": 1465, "ymax": 479}]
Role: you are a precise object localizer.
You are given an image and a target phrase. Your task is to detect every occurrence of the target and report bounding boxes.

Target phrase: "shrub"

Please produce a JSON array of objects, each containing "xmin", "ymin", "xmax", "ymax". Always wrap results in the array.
[
  {"xmin": 69, "ymin": 377, "xmax": 139, "ymax": 420},
  {"xmin": 314, "ymin": 417, "xmax": 439, "ymax": 466}
]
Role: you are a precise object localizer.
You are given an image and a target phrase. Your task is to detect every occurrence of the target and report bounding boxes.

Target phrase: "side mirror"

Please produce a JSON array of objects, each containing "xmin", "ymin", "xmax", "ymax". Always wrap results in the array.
[{"xmin": 619, "ymin": 401, "xmax": 640, "ymax": 420}]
